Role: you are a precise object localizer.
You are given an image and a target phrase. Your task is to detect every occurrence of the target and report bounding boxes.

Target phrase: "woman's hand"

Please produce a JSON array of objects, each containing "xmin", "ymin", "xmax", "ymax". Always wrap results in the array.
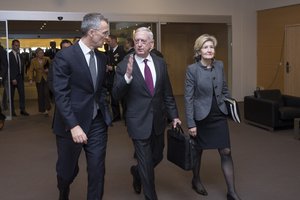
[{"xmin": 188, "ymin": 127, "xmax": 197, "ymax": 137}]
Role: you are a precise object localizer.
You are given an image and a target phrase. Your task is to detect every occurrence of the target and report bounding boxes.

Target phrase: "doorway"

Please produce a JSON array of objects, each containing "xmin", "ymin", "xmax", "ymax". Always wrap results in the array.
[{"xmin": 284, "ymin": 25, "xmax": 300, "ymax": 96}]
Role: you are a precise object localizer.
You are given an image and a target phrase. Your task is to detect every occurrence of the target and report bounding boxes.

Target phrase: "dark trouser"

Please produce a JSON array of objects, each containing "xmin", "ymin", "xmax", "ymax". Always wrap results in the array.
[
  {"xmin": 1, "ymin": 80, "xmax": 8, "ymax": 110},
  {"xmin": 56, "ymin": 112, "xmax": 108, "ymax": 200},
  {"xmin": 10, "ymin": 77, "xmax": 26, "ymax": 112},
  {"xmin": 132, "ymin": 131, "xmax": 164, "ymax": 200},
  {"xmin": 36, "ymin": 78, "xmax": 51, "ymax": 112},
  {"xmin": 111, "ymin": 93, "xmax": 121, "ymax": 120}
]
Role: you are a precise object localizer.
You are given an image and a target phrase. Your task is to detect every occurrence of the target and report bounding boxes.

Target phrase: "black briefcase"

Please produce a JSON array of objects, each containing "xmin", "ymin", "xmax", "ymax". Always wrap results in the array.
[{"xmin": 167, "ymin": 124, "xmax": 197, "ymax": 171}]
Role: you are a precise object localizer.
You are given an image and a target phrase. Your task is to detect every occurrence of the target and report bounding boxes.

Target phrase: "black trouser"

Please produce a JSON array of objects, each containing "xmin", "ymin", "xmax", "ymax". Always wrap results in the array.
[
  {"xmin": 10, "ymin": 76, "xmax": 26, "ymax": 112},
  {"xmin": 36, "ymin": 78, "xmax": 51, "ymax": 112},
  {"xmin": 132, "ymin": 131, "xmax": 164, "ymax": 200},
  {"xmin": 56, "ymin": 112, "xmax": 108, "ymax": 200}
]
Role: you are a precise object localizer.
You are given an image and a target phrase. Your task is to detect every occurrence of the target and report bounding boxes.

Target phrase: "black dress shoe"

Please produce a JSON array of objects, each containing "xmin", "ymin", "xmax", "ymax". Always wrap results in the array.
[
  {"xmin": 192, "ymin": 180, "xmax": 208, "ymax": 196},
  {"xmin": 20, "ymin": 110, "xmax": 29, "ymax": 116},
  {"xmin": 130, "ymin": 166, "xmax": 141, "ymax": 194},
  {"xmin": 59, "ymin": 188, "xmax": 70, "ymax": 200},
  {"xmin": 227, "ymin": 193, "xmax": 241, "ymax": 200}
]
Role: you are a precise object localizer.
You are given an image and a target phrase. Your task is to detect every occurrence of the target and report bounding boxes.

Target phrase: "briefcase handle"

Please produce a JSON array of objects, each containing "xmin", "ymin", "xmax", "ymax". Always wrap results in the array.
[{"xmin": 173, "ymin": 123, "xmax": 185, "ymax": 135}]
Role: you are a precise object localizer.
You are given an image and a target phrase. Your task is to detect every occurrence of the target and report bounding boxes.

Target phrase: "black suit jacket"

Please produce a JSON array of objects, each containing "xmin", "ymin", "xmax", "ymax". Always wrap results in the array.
[
  {"xmin": 45, "ymin": 48, "xmax": 60, "ymax": 59},
  {"xmin": 113, "ymin": 53, "xmax": 179, "ymax": 140},
  {"xmin": 0, "ymin": 46, "xmax": 8, "ymax": 81},
  {"xmin": 52, "ymin": 43, "xmax": 112, "ymax": 138},
  {"xmin": 9, "ymin": 51, "xmax": 24, "ymax": 81}
]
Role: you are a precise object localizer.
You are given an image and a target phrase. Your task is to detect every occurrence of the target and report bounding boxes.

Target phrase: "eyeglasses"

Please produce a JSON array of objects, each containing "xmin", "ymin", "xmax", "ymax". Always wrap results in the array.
[{"xmin": 92, "ymin": 29, "xmax": 109, "ymax": 36}]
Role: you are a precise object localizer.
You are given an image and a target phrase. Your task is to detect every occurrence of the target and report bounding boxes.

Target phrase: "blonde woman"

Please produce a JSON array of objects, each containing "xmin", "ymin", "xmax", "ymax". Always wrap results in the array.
[
  {"xmin": 28, "ymin": 48, "xmax": 51, "ymax": 114},
  {"xmin": 184, "ymin": 34, "xmax": 241, "ymax": 200}
]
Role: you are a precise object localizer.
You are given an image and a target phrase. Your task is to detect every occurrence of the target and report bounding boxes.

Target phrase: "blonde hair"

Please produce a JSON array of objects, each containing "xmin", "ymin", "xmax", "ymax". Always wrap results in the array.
[
  {"xmin": 194, "ymin": 34, "xmax": 217, "ymax": 59},
  {"xmin": 35, "ymin": 47, "xmax": 44, "ymax": 54}
]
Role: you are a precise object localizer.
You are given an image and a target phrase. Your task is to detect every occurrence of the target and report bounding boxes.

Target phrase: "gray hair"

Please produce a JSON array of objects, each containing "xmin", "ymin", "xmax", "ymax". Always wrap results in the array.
[
  {"xmin": 81, "ymin": 13, "xmax": 108, "ymax": 35},
  {"xmin": 134, "ymin": 27, "xmax": 154, "ymax": 41}
]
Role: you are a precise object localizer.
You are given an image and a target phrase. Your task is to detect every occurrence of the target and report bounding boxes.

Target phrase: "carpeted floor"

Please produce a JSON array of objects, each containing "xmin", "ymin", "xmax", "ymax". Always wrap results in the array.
[{"xmin": 0, "ymin": 97, "xmax": 300, "ymax": 200}]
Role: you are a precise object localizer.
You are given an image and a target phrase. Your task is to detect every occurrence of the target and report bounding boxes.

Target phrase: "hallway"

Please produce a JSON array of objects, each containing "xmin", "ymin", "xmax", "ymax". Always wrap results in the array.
[{"xmin": 0, "ymin": 98, "xmax": 300, "ymax": 200}]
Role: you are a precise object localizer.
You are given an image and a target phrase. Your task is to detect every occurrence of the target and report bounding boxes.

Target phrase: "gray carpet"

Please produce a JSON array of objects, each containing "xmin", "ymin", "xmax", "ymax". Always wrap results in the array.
[{"xmin": 0, "ymin": 97, "xmax": 300, "ymax": 200}]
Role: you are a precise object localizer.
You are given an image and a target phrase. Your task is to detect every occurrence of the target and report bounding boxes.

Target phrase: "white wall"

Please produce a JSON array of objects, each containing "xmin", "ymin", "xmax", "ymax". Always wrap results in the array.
[
  {"xmin": 254, "ymin": 0, "xmax": 300, "ymax": 10},
  {"xmin": 0, "ymin": 0, "xmax": 297, "ymax": 100}
]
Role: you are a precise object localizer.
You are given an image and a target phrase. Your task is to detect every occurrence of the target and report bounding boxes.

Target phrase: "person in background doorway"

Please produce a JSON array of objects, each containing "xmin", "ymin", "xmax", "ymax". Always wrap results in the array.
[
  {"xmin": 28, "ymin": 48, "xmax": 51, "ymax": 115},
  {"xmin": 106, "ymin": 34, "xmax": 125, "ymax": 122},
  {"xmin": 124, "ymin": 37, "xmax": 135, "ymax": 55},
  {"xmin": 184, "ymin": 34, "xmax": 241, "ymax": 200},
  {"xmin": 0, "ymin": 43, "xmax": 7, "ymax": 128},
  {"xmin": 45, "ymin": 41, "xmax": 60, "ymax": 60},
  {"xmin": 0, "ymin": 42, "xmax": 8, "ymax": 111},
  {"xmin": 9, "ymin": 39, "xmax": 29, "ymax": 117},
  {"xmin": 48, "ymin": 39, "xmax": 73, "ymax": 94}
]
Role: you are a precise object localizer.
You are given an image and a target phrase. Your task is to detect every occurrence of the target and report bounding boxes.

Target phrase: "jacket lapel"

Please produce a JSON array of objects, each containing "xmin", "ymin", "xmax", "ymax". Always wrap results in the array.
[{"xmin": 74, "ymin": 44, "xmax": 94, "ymax": 90}]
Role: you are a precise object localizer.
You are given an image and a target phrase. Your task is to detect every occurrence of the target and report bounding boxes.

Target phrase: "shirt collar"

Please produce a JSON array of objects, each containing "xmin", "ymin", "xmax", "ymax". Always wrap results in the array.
[
  {"xmin": 78, "ymin": 39, "xmax": 93, "ymax": 55},
  {"xmin": 135, "ymin": 54, "xmax": 153, "ymax": 64}
]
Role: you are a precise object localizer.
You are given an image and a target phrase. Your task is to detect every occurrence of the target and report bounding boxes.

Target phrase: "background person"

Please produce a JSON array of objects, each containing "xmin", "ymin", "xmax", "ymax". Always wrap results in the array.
[
  {"xmin": 9, "ymin": 39, "xmax": 29, "ymax": 117},
  {"xmin": 106, "ymin": 34, "xmax": 125, "ymax": 122},
  {"xmin": 44, "ymin": 41, "xmax": 60, "ymax": 60},
  {"xmin": 52, "ymin": 13, "xmax": 111, "ymax": 200},
  {"xmin": 113, "ymin": 27, "xmax": 181, "ymax": 200},
  {"xmin": 28, "ymin": 48, "xmax": 51, "ymax": 115},
  {"xmin": 48, "ymin": 39, "xmax": 72, "ymax": 94},
  {"xmin": 124, "ymin": 37, "xmax": 135, "ymax": 55},
  {"xmin": 184, "ymin": 34, "xmax": 241, "ymax": 200}
]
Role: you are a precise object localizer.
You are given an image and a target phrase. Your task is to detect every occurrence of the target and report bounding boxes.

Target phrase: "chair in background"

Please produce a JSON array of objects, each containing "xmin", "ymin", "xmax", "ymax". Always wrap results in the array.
[{"xmin": 244, "ymin": 89, "xmax": 300, "ymax": 130}]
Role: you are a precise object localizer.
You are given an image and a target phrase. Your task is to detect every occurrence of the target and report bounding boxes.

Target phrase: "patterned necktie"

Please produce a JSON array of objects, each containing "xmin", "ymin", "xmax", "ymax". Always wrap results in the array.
[
  {"xmin": 143, "ymin": 59, "xmax": 154, "ymax": 95},
  {"xmin": 89, "ymin": 51, "xmax": 97, "ymax": 88},
  {"xmin": 89, "ymin": 51, "xmax": 98, "ymax": 118}
]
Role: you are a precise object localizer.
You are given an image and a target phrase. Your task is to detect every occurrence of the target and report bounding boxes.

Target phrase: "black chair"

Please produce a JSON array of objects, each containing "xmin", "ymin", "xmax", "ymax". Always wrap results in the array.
[{"xmin": 244, "ymin": 89, "xmax": 300, "ymax": 130}]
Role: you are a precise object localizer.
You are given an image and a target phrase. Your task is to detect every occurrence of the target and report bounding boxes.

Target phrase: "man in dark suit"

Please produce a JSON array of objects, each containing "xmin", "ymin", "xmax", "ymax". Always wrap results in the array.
[
  {"xmin": 113, "ymin": 27, "xmax": 181, "ymax": 200},
  {"xmin": 9, "ymin": 39, "xmax": 29, "ymax": 116},
  {"xmin": 44, "ymin": 41, "xmax": 60, "ymax": 60},
  {"xmin": 106, "ymin": 34, "xmax": 125, "ymax": 121},
  {"xmin": 0, "ymin": 43, "xmax": 7, "ymax": 125},
  {"xmin": 125, "ymin": 37, "xmax": 135, "ymax": 55},
  {"xmin": 52, "ymin": 13, "xmax": 111, "ymax": 200},
  {"xmin": 0, "ymin": 43, "xmax": 8, "ymax": 109}
]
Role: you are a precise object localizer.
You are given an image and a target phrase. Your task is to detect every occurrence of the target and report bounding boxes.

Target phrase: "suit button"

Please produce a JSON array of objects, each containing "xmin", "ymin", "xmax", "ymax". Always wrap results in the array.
[
  {"xmin": 213, "ymin": 77, "xmax": 216, "ymax": 80},
  {"xmin": 215, "ymin": 86, "xmax": 218, "ymax": 89}
]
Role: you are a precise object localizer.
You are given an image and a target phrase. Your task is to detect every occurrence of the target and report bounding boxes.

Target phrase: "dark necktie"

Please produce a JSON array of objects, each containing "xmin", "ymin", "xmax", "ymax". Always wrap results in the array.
[
  {"xmin": 89, "ymin": 51, "xmax": 97, "ymax": 88},
  {"xmin": 143, "ymin": 59, "xmax": 154, "ymax": 95},
  {"xmin": 16, "ymin": 53, "xmax": 21, "ymax": 74},
  {"xmin": 89, "ymin": 51, "xmax": 98, "ymax": 118}
]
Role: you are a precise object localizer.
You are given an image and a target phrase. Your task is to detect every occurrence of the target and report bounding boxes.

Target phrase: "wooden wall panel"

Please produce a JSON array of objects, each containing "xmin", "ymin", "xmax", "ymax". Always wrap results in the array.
[
  {"xmin": 257, "ymin": 4, "xmax": 300, "ymax": 91},
  {"xmin": 161, "ymin": 23, "xmax": 228, "ymax": 95}
]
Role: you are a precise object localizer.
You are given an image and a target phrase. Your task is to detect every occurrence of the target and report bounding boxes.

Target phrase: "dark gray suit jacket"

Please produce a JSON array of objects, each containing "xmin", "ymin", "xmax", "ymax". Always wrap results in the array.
[
  {"xmin": 52, "ymin": 43, "xmax": 112, "ymax": 138},
  {"xmin": 184, "ymin": 60, "xmax": 230, "ymax": 128},
  {"xmin": 113, "ymin": 53, "xmax": 179, "ymax": 140}
]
